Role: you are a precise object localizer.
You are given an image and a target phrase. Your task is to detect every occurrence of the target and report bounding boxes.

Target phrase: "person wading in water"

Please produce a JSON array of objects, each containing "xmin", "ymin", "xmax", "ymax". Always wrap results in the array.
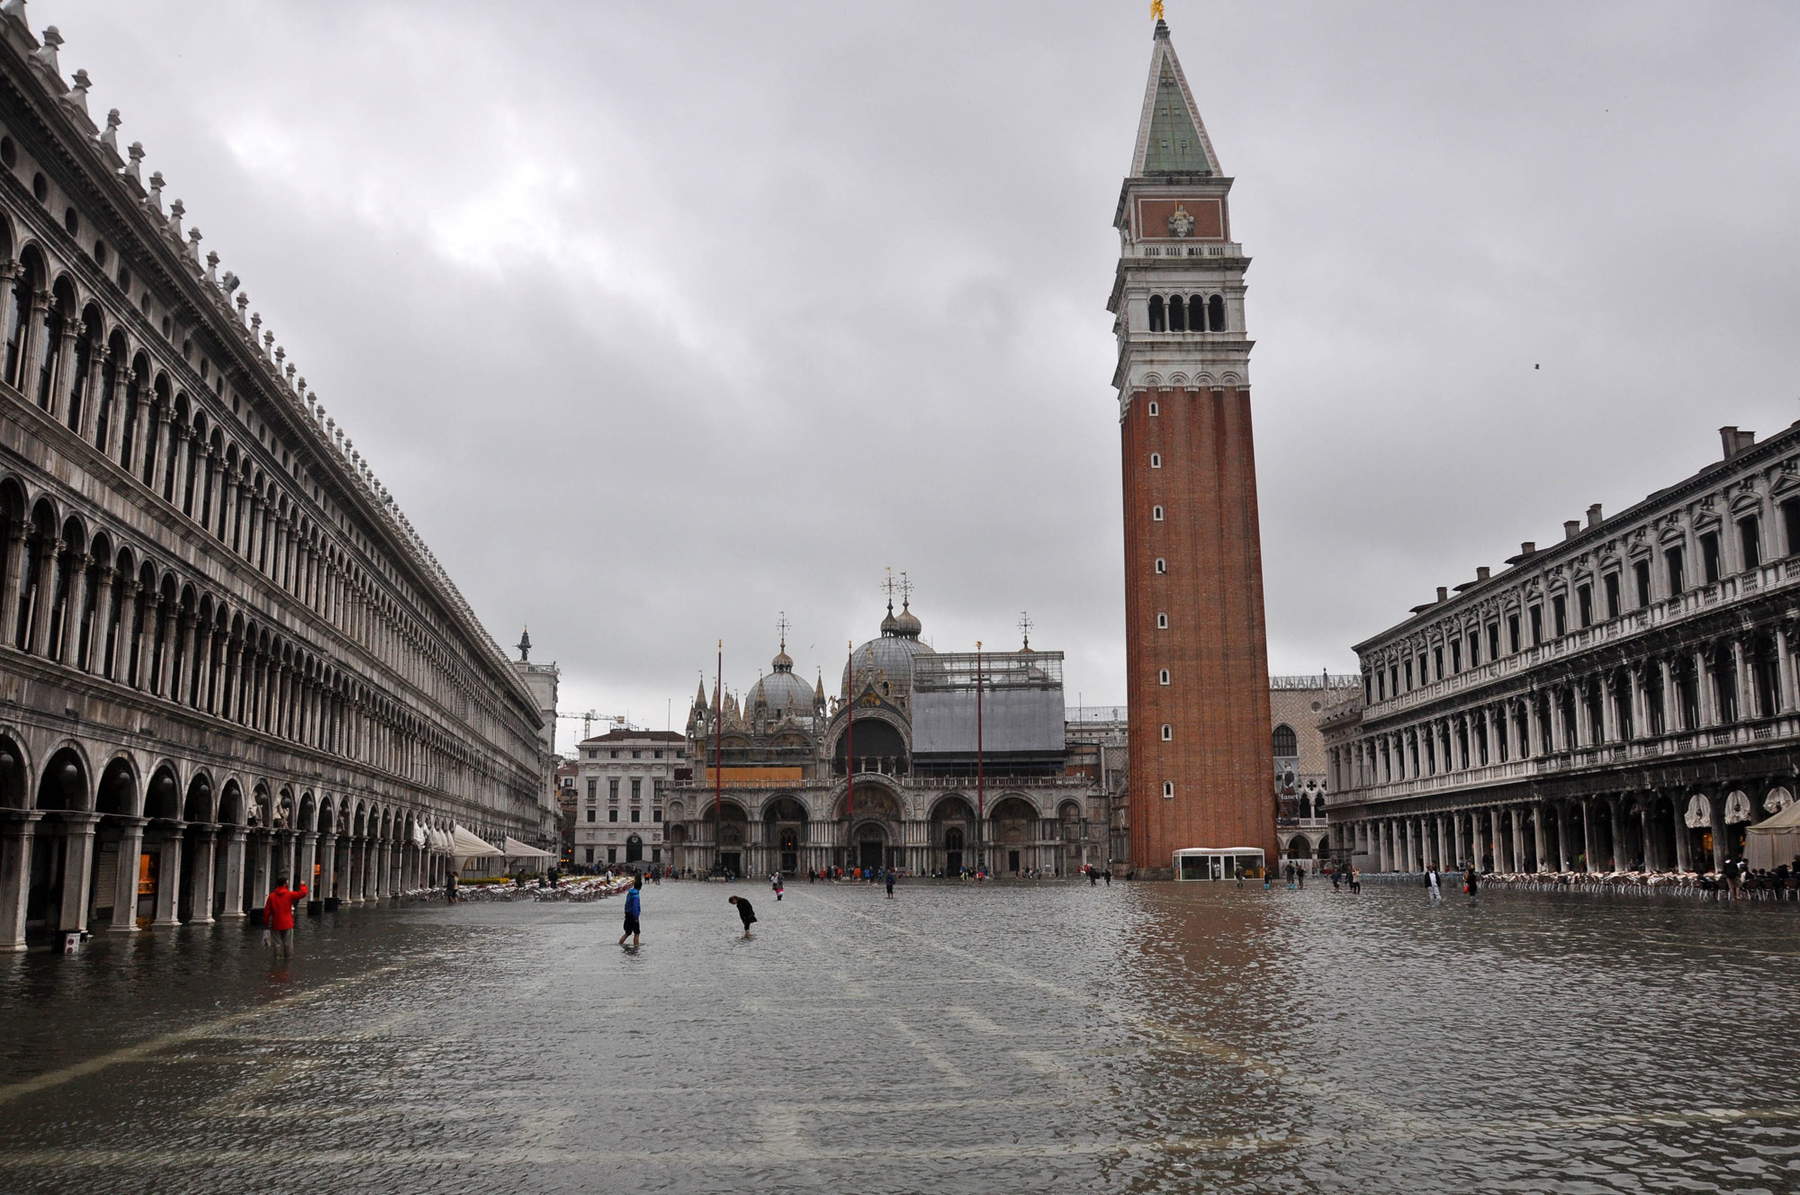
[
  {"xmin": 619, "ymin": 877, "xmax": 643, "ymax": 948},
  {"xmin": 728, "ymin": 894, "xmax": 757, "ymax": 938},
  {"xmin": 263, "ymin": 875, "xmax": 308, "ymax": 962}
]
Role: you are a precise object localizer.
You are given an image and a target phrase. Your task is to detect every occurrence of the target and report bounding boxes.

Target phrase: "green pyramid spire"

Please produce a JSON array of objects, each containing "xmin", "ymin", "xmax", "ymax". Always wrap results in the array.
[
  {"xmin": 1144, "ymin": 64, "xmax": 1210, "ymax": 174},
  {"xmin": 1132, "ymin": 23, "xmax": 1219, "ymax": 177}
]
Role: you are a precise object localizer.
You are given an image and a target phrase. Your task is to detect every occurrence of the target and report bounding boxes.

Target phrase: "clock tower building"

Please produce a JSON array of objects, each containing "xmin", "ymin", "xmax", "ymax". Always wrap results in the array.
[{"xmin": 1110, "ymin": 19, "xmax": 1276, "ymax": 876}]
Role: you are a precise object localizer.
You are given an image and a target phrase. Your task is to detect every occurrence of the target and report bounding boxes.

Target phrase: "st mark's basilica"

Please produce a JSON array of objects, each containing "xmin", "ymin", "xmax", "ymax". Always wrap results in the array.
[{"xmin": 664, "ymin": 594, "xmax": 1114, "ymax": 878}]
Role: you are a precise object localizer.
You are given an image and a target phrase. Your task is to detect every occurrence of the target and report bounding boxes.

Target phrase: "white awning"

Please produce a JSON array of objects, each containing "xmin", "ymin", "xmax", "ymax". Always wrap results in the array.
[
  {"xmin": 452, "ymin": 825, "xmax": 503, "ymax": 858},
  {"xmin": 503, "ymin": 836, "xmax": 555, "ymax": 859},
  {"xmin": 410, "ymin": 822, "xmax": 428, "ymax": 848},
  {"xmin": 1750, "ymin": 800, "xmax": 1800, "ymax": 833}
]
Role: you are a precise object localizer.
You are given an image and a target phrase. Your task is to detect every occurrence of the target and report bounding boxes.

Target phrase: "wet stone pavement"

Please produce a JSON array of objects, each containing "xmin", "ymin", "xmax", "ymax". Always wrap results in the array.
[{"xmin": 0, "ymin": 878, "xmax": 1796, "ymax": 1193}]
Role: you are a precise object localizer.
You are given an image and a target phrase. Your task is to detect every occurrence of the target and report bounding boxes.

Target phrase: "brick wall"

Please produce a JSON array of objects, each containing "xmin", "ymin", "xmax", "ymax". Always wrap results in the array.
[{"xmin": 1122, "ymin": 385, "xmax": 1277, "ymax": 871}]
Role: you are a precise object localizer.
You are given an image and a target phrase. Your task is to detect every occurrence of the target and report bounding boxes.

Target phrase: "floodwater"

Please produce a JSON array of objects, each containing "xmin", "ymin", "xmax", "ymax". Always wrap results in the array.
[{"xmin": 0, "ymin": 878, "xmax": 1795, "ymax": 1193}]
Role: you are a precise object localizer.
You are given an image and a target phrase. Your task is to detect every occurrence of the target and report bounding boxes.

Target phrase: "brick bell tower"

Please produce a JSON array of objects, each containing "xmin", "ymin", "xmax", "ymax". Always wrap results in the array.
[{"xmin": 1111, "ymin": 18, "xmax": 1276, "ymax": 877}]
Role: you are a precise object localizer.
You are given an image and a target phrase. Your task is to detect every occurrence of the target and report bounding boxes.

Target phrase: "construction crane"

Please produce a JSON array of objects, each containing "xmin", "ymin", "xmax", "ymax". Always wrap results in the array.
[{"xmin": 554, "ymin": 710, "xmax": 632, "ymax": 740}]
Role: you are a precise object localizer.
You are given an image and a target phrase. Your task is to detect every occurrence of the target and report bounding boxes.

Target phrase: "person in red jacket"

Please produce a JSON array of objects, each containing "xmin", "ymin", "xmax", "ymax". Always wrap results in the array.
[{"xmin": 263, "ymin": 876, "xmax": 308, "ymax": 960}]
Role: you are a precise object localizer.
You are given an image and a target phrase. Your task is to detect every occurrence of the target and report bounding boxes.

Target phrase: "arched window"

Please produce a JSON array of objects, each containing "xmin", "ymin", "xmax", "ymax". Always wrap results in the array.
[
  {"xmin": 1159, "ymin": 669, "xmax": 1171, "ymax": 686},
  {"xmin": 1189, "ymin": 295, "xmax": 1204, "ymax": 328},
  {"xmin": 119, "ymin": 357, "xmax": 145, "ymax": 470},
  {"xmin": 1152, "ymin": 505, "xmax": 1164, "ymax": 521},
  {"xmin": 1147, "ymin": 295, "xmax": 1165, "ymax": 332},
  {"xmin": 1161, "ymin": 724, "xmax": 1172, "ymax": 741},
  {"xmin": 1149, "ymin": 452, "xmax": 1161, "ymax": 469},
  {"xmin": 1156, "ymin": 612, "xmax": 1168, "ymax": 629},
  {"xmin": 1208, "ymin": 294, "xmax": 1226, "ymax": 331},
  {"xmin": 1168, "ymin": 294, "xmax": 1186, "ymax": 332},
  {"xmin": 1272, "ymin": 724, "xmax": 1298, "ymax": 756},
  {"xmin": 34, "ymin": 301, "xmax": 63, "ymax": 410},
  {"xmin": 66, "ymin": 313, "xmax": 96, "ymax": 432},
  {"xmin": 1147, "ymin": 400, "xmax": 1159, "ymax": 416},
  {"xmin": 1162, "ymin": 780, "xmax": 1175, "ymax": 799},
  {"xmin": 3, "ymin": 265, "xmax": 32, "ymax": 386},
  {"xmin": 1154, "ymin": 558, "xmax": 1166, "ymax": 574}
]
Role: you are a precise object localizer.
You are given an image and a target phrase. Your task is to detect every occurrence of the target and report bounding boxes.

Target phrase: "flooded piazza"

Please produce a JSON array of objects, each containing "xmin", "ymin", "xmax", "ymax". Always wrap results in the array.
[{"xmin": 0, "ymin": 882, "xmax": 1794, "ymax": 1193}]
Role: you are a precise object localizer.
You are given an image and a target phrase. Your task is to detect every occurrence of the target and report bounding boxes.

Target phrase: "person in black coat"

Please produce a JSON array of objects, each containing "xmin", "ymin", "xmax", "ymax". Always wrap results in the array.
[{"xmin": 728, "ymin": 894, "xmax": 757, "ymax": 938}]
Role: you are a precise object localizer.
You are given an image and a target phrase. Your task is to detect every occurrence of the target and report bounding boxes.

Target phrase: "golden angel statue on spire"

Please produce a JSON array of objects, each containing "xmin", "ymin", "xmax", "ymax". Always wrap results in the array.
[{"xmin": 1151, "ymin": 0, "xmax": 1165, "ymax": 20}]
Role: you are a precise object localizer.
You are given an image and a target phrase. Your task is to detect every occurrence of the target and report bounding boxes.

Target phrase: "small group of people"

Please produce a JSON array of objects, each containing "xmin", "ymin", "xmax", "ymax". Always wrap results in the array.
[
  {"xmin": 617, "ymin": 874, "xmax": 759, "ymax": 949},
  {"xmin": 1328, "ymin": 866, "xmax": 1361, "ymax": 893},
  {"xmin": 1421, "ymin": 864, "xmax": 1481, "ymax": 903},
  {"xmin": 1082, "ymin": 865, "xmax": 1114, "ymax": 886}
]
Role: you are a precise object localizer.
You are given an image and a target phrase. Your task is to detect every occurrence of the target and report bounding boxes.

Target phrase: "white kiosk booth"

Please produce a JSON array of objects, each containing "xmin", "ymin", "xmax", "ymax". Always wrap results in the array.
[{"xmin": 1173, "ymin": 847, "xmax": 1266, "ymax": 881}]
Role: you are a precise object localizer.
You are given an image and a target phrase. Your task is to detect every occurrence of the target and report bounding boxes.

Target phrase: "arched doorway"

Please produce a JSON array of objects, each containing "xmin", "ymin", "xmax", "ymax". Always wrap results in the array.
[
  {"xmin": 28, "ymin": 745, "xmax": 91, "ymax": 939},
  {"xmin": 713, "ymin": 802, "xmax": 748, "ymax": 877},
  {"xmin": 851, "ymin": 819, "xmax": 889, "ymax": 872},
  {"xmin": 930, "ymin": 795, "xmax": 975, "ymax": 875},
  {"xmin": 840, "ymin": 784, "xmax": 900, "ymax": 871},
  {"xmin": 764, "ymin": 796, "xmax": 806, "ymax": 875},
  {"xmin": 625, "ymin": 834, "xmax": 644, "ymax": 864},
  {"xmin": 989, "ymin": 796, "xmax": 1038, "ymax": 875},
  {"xmin": 91, "ymin": 755, "xmax": 142, "ymax": 931}
]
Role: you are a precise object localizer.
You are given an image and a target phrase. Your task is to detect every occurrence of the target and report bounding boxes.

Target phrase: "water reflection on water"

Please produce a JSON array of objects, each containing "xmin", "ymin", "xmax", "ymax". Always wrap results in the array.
[{"xmin": 0, "ymin": 881, "xmax": 1794, "ymax": 1193}]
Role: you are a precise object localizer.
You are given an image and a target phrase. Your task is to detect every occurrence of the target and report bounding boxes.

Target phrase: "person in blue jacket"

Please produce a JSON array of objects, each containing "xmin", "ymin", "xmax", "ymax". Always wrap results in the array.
[{"xmin": 618, "ymin": 877, "xmax": 643, "ymax": 948}]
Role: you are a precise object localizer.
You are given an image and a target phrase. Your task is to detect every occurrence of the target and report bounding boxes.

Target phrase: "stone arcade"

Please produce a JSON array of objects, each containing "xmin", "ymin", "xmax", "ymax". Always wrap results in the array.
[
  {"xmin": 0, "ymin": 11, "xmax": 551, "ymax": 948},
  {"xmin": 1325, "ymin": 424, "xmax": 1800, "ymax": 876}
]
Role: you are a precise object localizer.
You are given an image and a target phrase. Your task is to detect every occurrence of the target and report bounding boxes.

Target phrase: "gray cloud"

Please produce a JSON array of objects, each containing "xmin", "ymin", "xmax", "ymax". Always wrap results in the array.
[{"xmin": 46, "ymin": 0, "xmax": 1800, "ymax": 749}]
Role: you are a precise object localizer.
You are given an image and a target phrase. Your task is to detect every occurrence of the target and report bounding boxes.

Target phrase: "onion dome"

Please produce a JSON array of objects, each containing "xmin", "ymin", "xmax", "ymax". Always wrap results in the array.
[{"xmin": 892, "ymin": 600, "xmax": 922, "ymax": 638}]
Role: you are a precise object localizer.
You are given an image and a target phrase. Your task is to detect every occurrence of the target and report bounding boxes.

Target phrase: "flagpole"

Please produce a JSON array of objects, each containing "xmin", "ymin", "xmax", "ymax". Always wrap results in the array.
[
  {"xmin": 712, "ymin": 639, "xmax": 723, "ymax": 876},
  {"xmin": 975, "ymin": 640, "xmax": 985, "ymax": 873},
  {"xmin": 844, "ymin": 638, "xmax": 855, "ymax": 872}
]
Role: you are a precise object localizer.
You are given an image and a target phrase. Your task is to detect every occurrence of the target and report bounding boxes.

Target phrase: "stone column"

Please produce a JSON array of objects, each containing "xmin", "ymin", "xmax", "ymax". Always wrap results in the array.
[
  {"xmin": 1628, "ymin": 666, "xmax": 1647, "ymax": 740},
  {"xmin": 57, "ymin": 552, "xmax": 89, "ymax": 667},
  {"xmin": 0, "ymin": 261, "xmax": 21, "ymax": 382},
  {"xmin": 345, "ymin": 840, "xmax": 361, "ymax": 903},
  {"xmin": 1532, "ymin": 804, "xmax": 1549, "ymax": 872},
  {"xmin": 298, "ymin": 831, "xmax": 318, "ymax": 900},
  {"xmin": 1608, "ymin": 799, "xmax": 1627, "ymax": 871},
  {"xmin": 249, "ymin": 830, "xmax": 272, "ymax": 910},
  {"xmin": 151, "ymin": 826, "xmax": 185, "ymax": 927},
  {"xmin": 1673, "ymin": 799, "xmax": 1692, "ymax": 872},
  {"xmin": 1581, "ymin": 801, "xmax": 1598, "ymax": 871},
  {"xmin": 317, "ymin": 832, "xmax": 337, "ymax": 903},
  {"xmin": 185, "ymin": 826, "xmax": 216, "ymax": 925},
  {"xmin": 1774, "ymin": 625, "xmax": 1798, "ymax": 715},
  {"xmin": 1488, "ymin": 808, "xmax": 1503, "ymax": 870},
  {"xmin": 1732, "ymin": 638, "xmax": 1753, "ymax": 723},
  {"xmin": 28, "ymin": 536, "xmax": 60, "ymax": 657},
  {"xmin": 1695, "ymin": 649, "xmax": 1716, "ymax": 727},
  {"xmin": 219, "ymin": 827, "xmax": 247, "ymax": 919},
  {"xmin": 84, "ymin": 565, "xmax": 114, "ymax": 675},
  {"xmin": 52, "ymin": 812, "xmax": 100, "ymax": 935},
  {"xmin": 1600, "ymin": 677, "xmax": 1619, "ymax": 743},
  {"xmin": 154, "ymin": 600, "xmax": 177, "ymax": 697},
  {"xmin": 109, "ymin": 815, "xmax": 148, "ymax": 931},
  {"xmin": 1708, "ymin": 792, "xmax": 1728, "ymax": 874},
  {"xmin": 0, "ymin": 812, "xmax": 43, "ymax": 952}
]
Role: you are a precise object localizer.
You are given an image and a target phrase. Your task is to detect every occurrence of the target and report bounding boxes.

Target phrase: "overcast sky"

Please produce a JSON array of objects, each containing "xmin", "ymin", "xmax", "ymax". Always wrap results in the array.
[{"xmin": 43, "ymin": 1, "xmax": 1800, "ymax": 751}]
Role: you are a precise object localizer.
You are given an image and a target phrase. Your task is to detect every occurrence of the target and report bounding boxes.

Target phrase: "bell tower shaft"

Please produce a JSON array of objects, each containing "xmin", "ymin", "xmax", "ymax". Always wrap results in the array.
[{"xmin": 1111, "ymin": 19, "xmax": 1276, "ymax": 876}]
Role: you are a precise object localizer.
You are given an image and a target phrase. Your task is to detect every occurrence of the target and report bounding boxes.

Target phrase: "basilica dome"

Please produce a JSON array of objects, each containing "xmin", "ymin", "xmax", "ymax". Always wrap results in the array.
[
  {"xmin": 747, "ymin": 645, "xmax": 816, "ymax": 718},
  {"xmin": 842, "ymin": 601, "xmax": 935, "ymax": 698}
]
